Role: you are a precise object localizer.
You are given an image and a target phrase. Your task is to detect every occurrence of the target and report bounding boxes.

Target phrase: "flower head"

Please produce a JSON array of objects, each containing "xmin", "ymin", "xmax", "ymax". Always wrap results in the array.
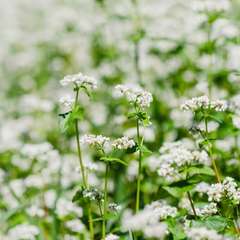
[
  {"xmin": 112, "ymin": 136, "xmax": 135, "ymax": 150},
  {"xmin": 115, "ymin": 84, "xmax": 153, "ymax": 109},
  {"xmin": 181, "ymin": 95, "xmax": 227, "ymax": 112},
  {"xmin": 60, "ymin": 72, "xmax": 97, "ymax": 89}
]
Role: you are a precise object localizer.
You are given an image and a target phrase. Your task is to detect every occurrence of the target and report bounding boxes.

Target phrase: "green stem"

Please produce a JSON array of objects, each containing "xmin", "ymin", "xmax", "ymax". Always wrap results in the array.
[
  {"xmin": 102, "ymin": 163, "xmax": 109, "ymax": 240},
  {"xmin": 204, "ymin": 116, "xmax": 221, "ymax": 183},
  {"xmin": 74, "ymin": 88, "xmax": 94, "ymax": 240},
  {"xmin": 135, "ymin": 119, "xmax": 142, "ymax": 213},
  {"xmin": 187, "ymin": 191, "xmax": 197, "ymax": 219}
]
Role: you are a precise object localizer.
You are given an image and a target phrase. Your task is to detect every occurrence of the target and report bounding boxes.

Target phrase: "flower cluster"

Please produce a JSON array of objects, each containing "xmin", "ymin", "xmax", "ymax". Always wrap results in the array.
[
  {"xmin": 196, "ymin": 202, "xmax": 218, "ymax": 217},
  {"xmin": 185, "ymin": 226, "xmax": 224, "ymax": 240},
  {"xmin": 122, "ymin": 201, "xmax": 175, "ymax": 239},
  {"xmin": 80, "ymin": 134, "xmax": 110, "ymax": 149},
  {"xmin": 115, "ymin": 84, "xmax": 153, "ymax": 108},
  {"xmin": 60, "ymin": 72, "xmax": 97, "ymax": 90},
  {"xmin": 157, "ymin": 141, "xmax": 210, "ymax": 182},
  {"xmin": 112, "ymin": 136, "xmax": 135, "ymax": 150},
  {"xmin": 106, "ymin": 234, "xmax": 120, "ymax": 240},
  {"xmin": 207, "ymin": 177, "xmax": 240, "ymax": 204},
  {"xmin": 181, "ymin": 95, "xmax": 227, "ymax": 112},
  {"xmin": 7, "ymin": 224, "xmax": 40, "ymax": 240},
  {"xmin": 59, "ymin": 95, "xmax": 75, "ymax": 107}
]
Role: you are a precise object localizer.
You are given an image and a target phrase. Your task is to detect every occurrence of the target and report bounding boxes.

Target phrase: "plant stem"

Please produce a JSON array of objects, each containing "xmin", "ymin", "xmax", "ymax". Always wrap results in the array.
[
  {"xmin": 74, "ymin": 88, "xmax": 94, "ymax": 240},
  {"xmin": 102, "ymin": 163, "xmax": 109, "ymax": 240},
  {"xmin": 204, "ymin": 116, "xmax": 221, "ymax": 183},
  {"xmin": 136, "ymin": 119, "xmax": 142, "ymax": 213},
  {"xmin": 187, "ymin": 191, "xmax": 197, "ymax": 219}
]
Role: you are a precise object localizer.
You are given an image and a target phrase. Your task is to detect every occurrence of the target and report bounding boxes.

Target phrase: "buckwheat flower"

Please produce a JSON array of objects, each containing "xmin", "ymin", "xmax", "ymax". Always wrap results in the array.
[
  {"xmin": 109, "ymin": 202, "xmax": 121, "ymax": 212},
  {"xmin": 195, "ymin": 182, "xmax": 210, "ymax": 194},
  {"xmin": 196, "ymin": 202, "xmax": 218, "ymax": 217},
  {"xmin": 7, "ymin": 224, "xmax": 40, "ymax": 240},
  {"xmin": 112, "ymin": 136, "xmax": 135, "ymax": 150},
  {"xmin": 60, "ymin": 72, "xmax": 97, "ymax": 89},
  {"xmin": 56, "ymin": 198, "xmax": 83, "ymax": 218},
  {"xmin": 27, "ymin": 205, "xmax": 45, "ymax": 218},
  {"xmin": 59, "ymin": 95, "xmax": 74, "ymax": 107},
  {"xmin": 80, "ymin": 134, "xmax": 110, "ymax": 148},
  {"xmin": 115, "ymin": 84, "xmax": 153, "ymax": 108},
  {"xmin": 181, "ymin": 96, "xmax": 227, "ymax": 112},
  {"xmin": 106, "ymin": 234, "xmax": 119, "ymax": 240},
  {"xmin": 207, "ymin": 183, "xmax": 224, "ymax": 202},
  {"xmin": 65, "ymin": 220, "xmax": 85, "ymax": 232},
  {"xmin": 83, "ymin": 188, "xmax": 103, "ymax": 201},
  {"xmin": 185, "ymin": 226, "xmax": 224, "ymax": 240},
  {"xmin": 232, "ymin": 115, "xmax": 240, "ymax": 129},
  {"xmin": 192, "ymin": 0, "xmax": 230, "ymax": 13},
  {"xmin": 223, "ymin": 177, "xmax": 240, "ymax": 204}
]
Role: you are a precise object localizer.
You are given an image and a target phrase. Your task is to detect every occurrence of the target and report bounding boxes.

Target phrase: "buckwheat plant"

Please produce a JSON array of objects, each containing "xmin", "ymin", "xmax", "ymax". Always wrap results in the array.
[
  {"xmin": 181, "ymin": 95, "xmax": 227, "ymax": 183},
  {"xmin": 80, "ymin": 134, "xmax": 135, "ymax": 239},
  {"xmin": 59, "ymin": 72, "xmax": 97, "ymax": 239},
  {"xmin": 115, "ymin": 84, "xmax": 153, "ymax": 212}
]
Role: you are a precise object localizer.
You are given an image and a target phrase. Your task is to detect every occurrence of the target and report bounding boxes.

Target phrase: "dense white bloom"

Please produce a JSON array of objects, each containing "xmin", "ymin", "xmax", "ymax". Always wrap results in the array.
[
  {"xmin": 157, "ymin": 141, "xmax": 210, "ymax": 182},
  {"xmin": 112, "ymin": 136, "xmax": 135, "ymax": 150},
  {"xmin": 196, "ymin": 202, "xmax": 218, "ymax": 217},
  {"xmin": 186, "ymin": 226, "xmax": 224, "ymax": 240},
  {"xmin": 21, "ymin": 142, "xmax": 52, "ymax": 159},
  {"xmin": 106, "ymin": 234, "xmax": 119, "ymax": 240},
  {"xmin": 26, "ymin": 205, "xmax": 45, "ymax": 217},
  {"xmin": 232, "ymin": 115, "xmax": 240, "ymax": 129},
  {"xmin": 65, "ymin": 220, "xmax": 85, "ymax": 232},
  {"xmin": 122, "ymin": 201, "xmax": 176, "ymax": 232},
  {"xmin": 207, "ymin": 177, "xmax": 240, "ymax": 204},
  {"xmin": 109, "ymin": 203, "xmax": 121, "ymax": 212},
  {"xmin": 115, "ymin": 84, "xmax": 153, "ymax": 108},
  {"xmin": 193, "ymin": 0, "xmax": 230, "ymax": 13},
  {"xmin": 59, "ymin": 95, "xmax": 74, "ymax": 107},
  {"xmin": 56, "ymin": 198, "xmax": 83, "ymax": 218},
  {"xmin": 60, "ymin": 72, "xmax": 97, "ymax": 89},
  {"xmin": 80, "ymin": 134, "xmax": 110, "ymax": 148},
  {"xmin": 7, "ymin": 224, "xmax": 39, "ymax": 240},
  {"xmin": 181, "ymin": 96, "xmax": 227, "ymax": 112}
]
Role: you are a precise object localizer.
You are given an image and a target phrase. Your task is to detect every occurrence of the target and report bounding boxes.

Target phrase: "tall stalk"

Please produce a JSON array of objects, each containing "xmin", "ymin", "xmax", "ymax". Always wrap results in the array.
[
  {"xmin": 204, "ymin": 116, "xmax": 221, "ymax": 183},
  {"xmin": 74, "ymin": 87, "xmax": 94, "ymax": 240},
  {"xmin": 102, "ymin": 163, "xmax": 109, "ymax": 239},
  {"xmin": 135, "ymin": 118, "xmax": 142, "ymax": 213}
]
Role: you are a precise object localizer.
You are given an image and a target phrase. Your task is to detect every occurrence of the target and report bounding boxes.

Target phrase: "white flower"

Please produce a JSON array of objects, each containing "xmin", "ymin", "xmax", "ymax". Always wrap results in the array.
[
  {"xmin": 59, "ymin": 95, "xmax": 74, "ymax": 107},
  {"xmin": 7, "ymin": 224, "xmax": 39, "ymax": 240},
  {"xmin": 80, "ymin": 134, "xmax": 110, "ymax": 148},
  {"xmin": 186, "ymin": 226, "xmax": 224, "ymax": 240},
  {"xmin": 112, "ymin": 136, "xmax": 135, "ymax": 150},
  {"xmin": 192, "ymin": 0, "xmax": 230, "ymax": 13},
  {"xmin": 106, "ymin": 234, "xmax": 120, "ymax": 240},
  {"xmin": 196, "ymin": 202, "xmax": 218, "ymax": 217},
  {"xmin": 109, "ymin": 203, "xmax": 121, "ymax": 212},
  {"xmin": 60, "ymin": 72, "xmax": 97, "ymax": 89},
  {"xmin": 122, "ymin": 201, "xmax": 174, "ymax": 239},
  {"xmin": 26, "ymin": 205, "xmax": 45, "ymax": 218},
  {"xmin": 207, "ymin": 177, "xmax": 240, "ymax": 204},
  {"xmin": 115, "ymin": 84, "xmax": 153, "ymax": 108},
  {"xmin": 157, "ymin": 141, "xmax": 210, "ymax": 182},
  {"xmin": 65, "ymin": 220, "xmax": 85, "ymax": 232},
  {"xmin": 181, "ymin": 96, "xmax": 227, "ymax": 112},
  {"xmin": 232, "ymin": 115, "xmax": 240, "ymax": 129},
  {"xmin": 56, "ymin": 198, "xmax": 82, "ymax": 218}
]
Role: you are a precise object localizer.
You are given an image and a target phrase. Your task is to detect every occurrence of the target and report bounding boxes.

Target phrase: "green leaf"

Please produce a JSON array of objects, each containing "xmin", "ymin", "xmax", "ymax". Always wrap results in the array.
[
  {"xmin": 138, "ymin": 144, "xmax": 152, "ymax": 155},
  {"xmin": 100, "ymin": 157, "xmax": 128, "ymax": 166},
  {"xmin": 163, "ymin": 185, "xmax": 194, "ymax": 198},
  {"xmin": 72, "ymin": 105, "xmax": 84, "ymax": 121},
  {"xmin": 167, "ymin": 218, "xmax": 186, "ymax": 240},
  {"xmin": 193, "ymin": 216, "xmax": 230, "ymax": 232},
  {"xmin": 186, "ymin": 166, "xmax": 215, "ymax": 177}
]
